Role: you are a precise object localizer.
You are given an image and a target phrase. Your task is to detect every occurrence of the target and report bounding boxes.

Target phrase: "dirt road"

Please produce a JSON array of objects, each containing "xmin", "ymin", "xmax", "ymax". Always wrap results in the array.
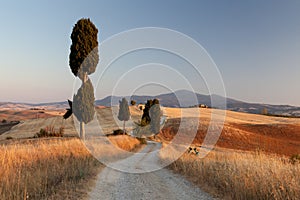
[{"xmin": 88, "ymin": 141, "xmax": 213, "ymax": 200}]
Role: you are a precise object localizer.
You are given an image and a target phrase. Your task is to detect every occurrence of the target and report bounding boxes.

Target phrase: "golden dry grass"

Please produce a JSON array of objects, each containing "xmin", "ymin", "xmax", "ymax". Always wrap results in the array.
[
  {"xmin": 0, "ymin": 135, "xmax": 141, "ymax": 200},
  {"xmin": 2, "ymin": 106, "xmax": 299, "ymax": 199},
  {"xmin": 108, "ymin": 135, "xmax": 142, "ymax": 151},
  {"xmin": 161, "ymin": 149, "xmax": 300, "ymax": 200},
  {"xmin": 159, "ymin": 108, "xmax": 300, "ymax": 199}
]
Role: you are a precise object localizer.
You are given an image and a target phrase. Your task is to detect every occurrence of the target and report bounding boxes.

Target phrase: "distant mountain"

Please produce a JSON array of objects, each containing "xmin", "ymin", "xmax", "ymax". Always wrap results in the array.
[
  {"xmin": 1, "ymin": 90, "xmax": 300, "ymax": 116},
  {"xmin": 95, "ymin": 90, "xmax": 300, "ymax": 117}
]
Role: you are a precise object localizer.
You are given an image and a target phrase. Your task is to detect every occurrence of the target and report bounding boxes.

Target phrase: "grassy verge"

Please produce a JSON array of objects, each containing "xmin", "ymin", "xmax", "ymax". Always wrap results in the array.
[
  {"xmin": 108, "ymin": 135, "xmax": 143, "ymax": 152},
  {"xmin": 0, "ymin": 135, "xmax": 142, "ymax": 200},
  {"xmin": 161, "ymin": 149, "xmax": 300, "ymax": 199}
]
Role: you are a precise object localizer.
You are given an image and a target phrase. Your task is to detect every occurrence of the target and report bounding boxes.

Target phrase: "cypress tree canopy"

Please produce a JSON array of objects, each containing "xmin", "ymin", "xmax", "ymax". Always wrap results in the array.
[
  {"xmin": 141, "ymin": 102, "xmax": 150, "ymax": 126},
  {"xmin": 130, "ymin": 100, "xmax": 136, "ymax": 106},
  {"xmin": 73, "ymin": 79, "xmax": 95, "ymax": 124},
  {"xmin": 118, "ymin": 98, "xmax": 130, "ymax": 122},
  {"xmin": 69, "ymin": 18, "xmax": 99, "ymax": 80}
]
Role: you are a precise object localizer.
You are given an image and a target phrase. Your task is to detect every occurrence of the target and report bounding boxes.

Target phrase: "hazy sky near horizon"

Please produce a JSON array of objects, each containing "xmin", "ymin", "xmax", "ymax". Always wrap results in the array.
[{"xmin": 0, "ymin": 0, "xmax": 299, "ymax": 106}]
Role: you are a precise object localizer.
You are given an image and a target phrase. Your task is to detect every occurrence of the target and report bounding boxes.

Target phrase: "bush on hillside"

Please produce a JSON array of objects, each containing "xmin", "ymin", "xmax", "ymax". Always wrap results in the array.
[
  {"xmin": 136, "ymin": 137, "xmax": 147, "ymax": 144},
  {"xmin": 6, "ymin": 136, "xmax": 13, "ymax": 140},
  {"xmin": 130, "ymin": 100, "xmax": 136, "ymax": 106},
  {"xmin": 35, "ymin": 126, "xmax": 64, "ymax": 138},
  {"xmin": 112, "ymin": 129, "xmax": 128, "ymax": 136}
]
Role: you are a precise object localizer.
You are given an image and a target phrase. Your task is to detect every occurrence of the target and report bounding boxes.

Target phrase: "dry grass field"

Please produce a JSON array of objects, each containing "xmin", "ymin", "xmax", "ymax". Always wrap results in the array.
[
  {"xmin": 0, "ymin": 107, "xmax": 142, "ymax": 200},
  {"xmin": 159, "ymin": 107, "xmax": 300, "ymax": 199},
  {"xmin": 0, "ymin": 138, "xmax": 98, "ymax": 200},
  {"xmin": 0, "ymin": 135, "xmax": 141, "ymax": 200},
  {"xmin": 1, "ymin": 106, "xmax": 299, "ymax": 199},
  {"xmin": 160, "ymin": 149, "xmax": 300, "ymax": 199},
  {"xmin": 0, "ymin": 106, "xmax": 142, "ymax": 140},
  {"xmin": 160, "ymin": 107, "xmax": 300, "ymax": 156}
]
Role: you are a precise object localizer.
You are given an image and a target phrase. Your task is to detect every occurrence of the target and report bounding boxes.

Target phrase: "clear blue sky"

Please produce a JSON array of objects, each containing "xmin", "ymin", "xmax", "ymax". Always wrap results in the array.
[{"xmin": 0, "ymin": 0, "xmax": 299, "ymax": 106}]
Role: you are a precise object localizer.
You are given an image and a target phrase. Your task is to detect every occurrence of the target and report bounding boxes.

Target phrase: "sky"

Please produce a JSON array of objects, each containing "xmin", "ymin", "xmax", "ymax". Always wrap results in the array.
[{"xmin": 0, "ymin": 0, "xmax": 299, "ymax": 106}]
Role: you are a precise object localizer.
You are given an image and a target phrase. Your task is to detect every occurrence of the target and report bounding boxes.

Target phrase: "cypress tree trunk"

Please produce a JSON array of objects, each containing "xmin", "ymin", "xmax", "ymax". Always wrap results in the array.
[
  {"xmin": 80, "ymin": 121, "xmax": 85, "ymax": 139},
  {"xmin": 123, "ymin": 120, "xmax": 125, "ymax": 135},
  {"xmin": 83, "ymin": 72, "xmax": 88, "ymax": 83}
]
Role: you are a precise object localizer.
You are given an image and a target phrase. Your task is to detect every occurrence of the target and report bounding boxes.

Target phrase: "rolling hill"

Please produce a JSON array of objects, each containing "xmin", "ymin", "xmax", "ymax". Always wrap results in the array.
[
  {"xmin": 1, "ymin": 90, "xmax": 300, "ymax": 116},
  {"xmin": 95, "ymin": 90, "xmax": 300, "ymax": 117}
]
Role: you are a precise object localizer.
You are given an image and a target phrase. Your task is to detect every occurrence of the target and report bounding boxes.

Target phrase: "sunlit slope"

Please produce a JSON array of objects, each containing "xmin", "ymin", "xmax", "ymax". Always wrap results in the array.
[
  {"xmin": 160, "ymin": 107, "xmax": 300, "ymax": 156},
  {"xmin": 0, "ymin": 106, "xmax": 142, "ymax": 140},
  {"xmin": 1, "ymin": 106, "xmax": 300, "ymax": 156}
]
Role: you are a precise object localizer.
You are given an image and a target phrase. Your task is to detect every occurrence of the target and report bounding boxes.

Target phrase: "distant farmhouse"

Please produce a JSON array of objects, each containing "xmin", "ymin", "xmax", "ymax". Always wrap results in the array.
[
  {"xmin": 199, "ymin": 104, "xmax": 208, "ymax": 108},
  {"xmin": 189, "ymin": 104, "xmax": 209, "ymax": 108}
]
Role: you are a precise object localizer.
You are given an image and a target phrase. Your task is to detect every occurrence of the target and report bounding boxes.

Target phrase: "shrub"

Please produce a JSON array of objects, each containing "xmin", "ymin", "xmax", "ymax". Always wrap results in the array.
[
  {"xmin": 136, "ymin": 137, "xmax": 147, "ymax": 144},
  {"xmin": 141, "ymin": 98, "xmax": 160, "ymax": 127},
  {"xmin": 6, "ymin": 136, "xmax": 13, "ymax": 140},
  {"xmin": 112, "ymin": 129, "xmax": 127, "ymax": 136},
  {"xmin": 35, "ymin": 126, "xmax": 64, "ymax": 138},
  {"xmin": 130, "ymin": 100, "xmax": 136, "ymax": 106},
  {"xmin": 2, "ymin": 119, "xmax": 7, "ymax": 123}
]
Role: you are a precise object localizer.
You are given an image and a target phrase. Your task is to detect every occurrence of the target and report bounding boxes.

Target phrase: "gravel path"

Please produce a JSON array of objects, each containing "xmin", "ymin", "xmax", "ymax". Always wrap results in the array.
[{"xmin": 88, "ymin": 141, "xmax": 213, "ymax": 200}]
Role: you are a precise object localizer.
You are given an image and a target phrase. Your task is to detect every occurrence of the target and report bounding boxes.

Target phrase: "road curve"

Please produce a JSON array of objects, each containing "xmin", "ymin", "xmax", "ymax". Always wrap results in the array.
[{"xmin": 88, "ymin": 141, "xmax": 213, "ymax": 200}]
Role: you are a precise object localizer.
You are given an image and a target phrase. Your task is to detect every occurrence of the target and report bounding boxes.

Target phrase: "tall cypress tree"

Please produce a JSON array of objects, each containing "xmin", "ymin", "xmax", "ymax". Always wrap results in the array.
[
  {"xmin": 69, "ymin": 18, "xmax": 99, "ymax": 138},
  {"xmin": 118, "ymin": 98, "xmax": 130, "ymax": 134}
]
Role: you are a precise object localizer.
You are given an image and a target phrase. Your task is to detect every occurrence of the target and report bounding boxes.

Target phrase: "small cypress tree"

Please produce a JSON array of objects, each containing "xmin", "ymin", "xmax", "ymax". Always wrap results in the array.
[
  {"xmin": 134, "ymin": 98, "xmax": 161, "ymax": 138},
  {"xmin": 150, "ymin": 99, "xmax": 161, "ymax": 135},
  {"xmin": 141, "ymin": 100, "xmax": 152, "ymax": 126},
  {"xmin": 118, "ymin": 98, "xmax": 130, "ymax": 134},
  {"xmin": 141, "ymin": 99, "xmax": 160, "ymax": 127}
]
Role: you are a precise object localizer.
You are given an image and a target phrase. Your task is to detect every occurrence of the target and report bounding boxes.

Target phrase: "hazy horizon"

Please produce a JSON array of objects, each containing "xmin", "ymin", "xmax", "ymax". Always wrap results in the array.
[
  {"xmin": 1, "ymin": 1, "xmax": 299, "ymax": 106},
  {"xmin": 1, "ymin": 89, "xmax": 299, "ymax": 108}
]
